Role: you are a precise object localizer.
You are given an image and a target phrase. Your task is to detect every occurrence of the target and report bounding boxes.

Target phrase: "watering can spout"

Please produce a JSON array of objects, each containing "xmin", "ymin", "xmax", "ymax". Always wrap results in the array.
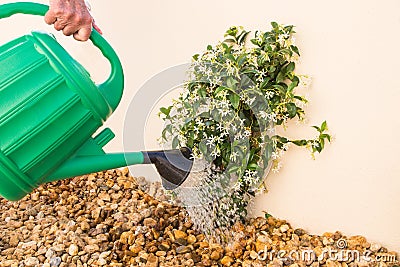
[
  {"xmin": 45, "ymin": 128, "xmax": 194, "ymax": 190},
  {"xmin": 46, "ymin": 148, "xmax": 194, "ymax": 190}
]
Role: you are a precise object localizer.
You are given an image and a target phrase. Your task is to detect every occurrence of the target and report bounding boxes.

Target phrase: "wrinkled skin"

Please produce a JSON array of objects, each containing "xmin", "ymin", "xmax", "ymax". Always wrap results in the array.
[{"xmin": 45, "ymin": 0, "xmax": 102, "ymax": 41}]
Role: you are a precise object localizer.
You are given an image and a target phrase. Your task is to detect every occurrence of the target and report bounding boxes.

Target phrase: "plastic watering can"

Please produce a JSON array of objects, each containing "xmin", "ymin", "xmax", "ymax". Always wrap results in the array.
[{"xmin": 0, "ymin": 2, "xmax": 193, "ymax": 201}]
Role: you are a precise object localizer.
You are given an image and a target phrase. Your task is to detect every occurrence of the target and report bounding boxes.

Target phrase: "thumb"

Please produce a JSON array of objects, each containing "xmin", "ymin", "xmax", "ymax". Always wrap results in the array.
[
  {"xmin": 44, "ymin": 10, "xmax": 57, "ymax": 25},
  {"xmin": 73, "ymin": 27, "xmax": 92, "ymax": 42}
]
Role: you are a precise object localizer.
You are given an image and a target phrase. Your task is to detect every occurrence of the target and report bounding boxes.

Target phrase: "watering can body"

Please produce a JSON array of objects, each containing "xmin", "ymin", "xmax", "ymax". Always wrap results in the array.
[
  {"xmin": 0, "ymin": 2, "xmax": 136, "ymax": 201},
  {"xmin": 0, "ymin": 2, "xmax": 193, "ymax": 201}
]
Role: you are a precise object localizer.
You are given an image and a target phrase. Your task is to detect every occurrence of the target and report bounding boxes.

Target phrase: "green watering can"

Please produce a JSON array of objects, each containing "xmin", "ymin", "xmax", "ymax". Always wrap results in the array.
[{"xmin": 0, "ymin": 2, "xmax": 193, "ymax": 201}]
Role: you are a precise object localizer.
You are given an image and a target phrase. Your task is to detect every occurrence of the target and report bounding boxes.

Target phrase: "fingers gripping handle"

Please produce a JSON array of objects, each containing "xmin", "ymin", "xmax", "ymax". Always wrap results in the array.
[{"xmin": 0, "ymin": 2, "xmax": 124, "ymax": 111}]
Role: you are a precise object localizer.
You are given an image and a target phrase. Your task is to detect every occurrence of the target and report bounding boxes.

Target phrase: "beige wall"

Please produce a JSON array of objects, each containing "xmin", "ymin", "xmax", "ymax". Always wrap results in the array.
[{"xmin": 1, "ymin": 0, "xmax": 399, "ymax": 251}]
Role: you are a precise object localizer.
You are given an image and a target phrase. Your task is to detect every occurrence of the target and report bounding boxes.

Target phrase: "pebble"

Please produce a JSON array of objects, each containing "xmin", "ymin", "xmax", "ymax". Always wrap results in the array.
[
  {"xmin": 0, "ymin": 169, "xmax": 395, "ymax": 267},
  {"xmin": 370, "ymin": 243, "xmax": 382, "ymax": 252},
  {"xmin": 280, "ymin": 224, "xmax": 290, "ymax": 233},
  {"xmin": 24, "ymin": 257, "xmax": 39, "ymax": 266},
  {"xmin": 176, "ymin": 245, "xmax": 191, "ymax": 254},
  {"xmin": 68, "ymin": 244, "xmax": 79, "ymax": 256},
  {"xmin": 50, "ymin": 256, "xmax": 62, "ymax": 267},
  {"xmin": 145, "ymin": 254, "xmax": 159, "ymax": 267},
  {"xmin": 220, "ymin": 255, "xmax": 234, "ymax": 266}
]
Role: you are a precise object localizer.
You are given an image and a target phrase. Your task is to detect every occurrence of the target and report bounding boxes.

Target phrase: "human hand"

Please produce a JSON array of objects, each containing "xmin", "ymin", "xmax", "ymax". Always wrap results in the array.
[{"xmin": 45, "ymin": 0, "xmax": 102, "ymax": 41}]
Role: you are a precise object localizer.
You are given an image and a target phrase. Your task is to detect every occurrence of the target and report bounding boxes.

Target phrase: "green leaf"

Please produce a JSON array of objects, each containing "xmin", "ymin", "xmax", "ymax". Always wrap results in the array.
[
  {"xmin": 192, "ymin": 54, "xmax": 199, "ymax": 61},
  {"xmin": 237, "ymin": 30, "xmax": 250, "ymax": 44},
  {"xmin": 276, "ymin": 70, "xmax": 285, "ymax": 83},
  {"xmin": 286, "ymin": 62, "xmax": 295, "ymax": 73},
  {"xmin": 312, "ymin": 125, "xmax": 320, "ymax": 132},
  {"xmin": 224, "ymin": 38, "xmax": 236, "ymax": 43},
  {"xmin": 273, "ymin": 85, "xmax": 286, "ymax": 94},
  {"xmin": 227, "ymin": 165, "xmax": 240, "ymax": 174},
  {"xmin": 226, "ymin": 76, "xmax": 238, "ymax": 89},
  {"xmin": 271, "ymin": 22, "xmax": 279, "ymax": 29},
  {"xmin": 264, "ymin": 213, "xmax": 272, "ymax": 219},
  {"xmin": 290, "ymin": 45, "xmax": 300, "ymax": 56},
  {"xmin": 197, "ymin": 87, "xmax": 207, "ymax": 98},
  {"xmin": 286, "ymin": 103, "xmax": 297, "ymax": 118},
  {"xmin": 172, "ymin": 136, "xmax": 179, "ymax": 149},
  {"xmin": 321, "ymin": 121, "xmax": 327, "ymax": 132},
  {"xmin": 159, "ymin": 106, "xmax": 171, "ymax": 117},
  {"xmin": 199, "ymin": 141, "xmax": 207, "ymax": 155},
  {"xmin": 291, "ymin": 139, "xmax": 308, "ymax": 146},
  {"xmin": 247, "ymin": 162, "xmax": 259, "ymax": 170},
  {"xmin": 320, "ymin": 134, "xmax": 331, "ymax": 142},
  {"xmin": 229, "ymin": 93, "xmax": 240, "ymax": 109}
]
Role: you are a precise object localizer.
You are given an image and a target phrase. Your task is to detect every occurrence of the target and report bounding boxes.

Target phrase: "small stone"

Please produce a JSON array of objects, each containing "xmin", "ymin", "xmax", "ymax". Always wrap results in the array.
[
  {"xmin": 174, "ymin": 229, "xmax": 187, "ymax": 239},
  {"xmin": 176, "ymin": 245, "xmax": 191, "ymax": 254},
  {"xmin": 80, "ymin": 221, "xmax": 90, "ymax": 231},
  {"xmin": 294, "ymin": 228, "xmax": 307, "ymax": 236},
  {"xmin": 143, "ymin": 218, "xmax": 157, "ymax": 228},
  {"xmin": 9, "ymin": 235, "xmax": 19, "ymax": 247},
  {"xmin": 68, "ymin": 244, "xmax": 79, "ymax": 256},
  {"xmin": 24, "ymin": 257, "xmax": 39, "ymax": 267},
  {"xmin": 199, "ymin": 241, "xmax": 209, "ymax": 248},
  {"xmin": 98, "ymin": 258, "xmax": 107, "ymax": 265},
  {"xmin": 84, "ymin": 244, "xmax": 99, "ymax": 254},
  {"xmin": 158, "ymin": 241, "xmax": 170, "ymax": 251},
  {"xmin": 45, "ymin": 249, "xmax": 54, "ymax": 259},
  {"xmin": 98, "ymin": 191, "xmax": 111, "ymax": 202},
  {"xmin": 187, "ymin": 234, "xmax": 196, "ymax": 244},
  {"xmin": 210, "ymin": 250, "xmax": 221, "ymax": 261},
  {"xmin": 174, "ymin": 230, "xmax": 188, "ymax": 245},
  {"xmin": 220, "ymin": 255, "xmax": 234, "ymax": 266},
  {"xmin": 52, "ymin": 244, "xmax": 65, "ymax": 252},
  {"xmin": 50, "ymin": 257, "xmax": 62, "ymax": 267},
  {"xmin": 155, "ymin": 251, "xmax": 166, "ymax": 257},
  {"xmin": 145, "ymin": 254, "xmax": 159, "ymax": 267},
  {"xmin": 370, "ymin": 243, "xmax": 382, "ymax": 252},
  {"xmin": 250, "ymin": 250, "xmax": 259, "ymax": 260},
  {"xmin": 280, "ymin": 224, "xmax": 290, "ymax": 233},
  {"xmin": 99, "ymin": 251, "xmax": 111, "ymax": 259},
  {"xmin": 139, "ymin": 251, "xmax": 149, "ymax": 262},
  {"xmin": 255, "ymin": 240, "xmax": 268, "ymax": 253}
]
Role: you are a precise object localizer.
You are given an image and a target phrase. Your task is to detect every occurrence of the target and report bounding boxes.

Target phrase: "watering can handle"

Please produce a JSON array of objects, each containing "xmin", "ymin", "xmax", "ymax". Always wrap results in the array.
[{"xmin": 0, "ymin": 2, "xmax": 124, "ymax": 111}]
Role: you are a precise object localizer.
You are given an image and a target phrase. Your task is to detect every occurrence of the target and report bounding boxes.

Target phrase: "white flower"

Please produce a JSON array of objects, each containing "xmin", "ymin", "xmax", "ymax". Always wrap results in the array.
[
  {"xmin": 265, "ymin": 91, "xmax": 274, "ymax": 99},
  {"xmin": 214, "ymin": 136, "xmax": 223, "ymax": 144},
  {"xmin": 244, "ymin": 170, "xmax": 256, "ymax": 178},
  {"xmin": 245, "ymin": 97, "xmax": 256, "ymax": 106},
  {"xmin": 271, "ymin": 151, "xmax": 280, "ymax": 160},
  {"xmin": 267, "ymin": 113, "xmax": 277, "ymax": 122},
  {"xmin": 206, "ymin": 137, "xmax": 214, "ymax": 147},
  {"xmin": 243, "ymin": 175, "xmax": 253, "ymax": 183},
  {"xmin": 243, "ymin": 129, "xmax": 251, "ymax": 137},
  {"xmin": 210, "ymin": 149, "xmax": 220, "ymax": 158},
  {"xmin": 282, "ymin": 143, "xmax": 290, "ymax": 151},
  {"xmin": 217, "ymin": 123, "xmax": 225, "ymax": 132},
  {"xmin": 234, "ymin": 132, "xmax": 243, "ymax": 140},
  {"xmin": 272, "ymin": 162, "xmax": 282, "ymax": 173},
  {"xmin": 232, "ymin": 182, "xmax": 242, "ymax": 192},
  {"xmin": 230, "ymin": 151, "xmax": 239, "ymax": 161}
]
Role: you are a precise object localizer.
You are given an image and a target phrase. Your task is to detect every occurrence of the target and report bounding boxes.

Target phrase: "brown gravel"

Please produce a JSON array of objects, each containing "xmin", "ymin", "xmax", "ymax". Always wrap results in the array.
[{"xmin": 0, "ymin": 168, "xmax": 398, "ymax": 267}]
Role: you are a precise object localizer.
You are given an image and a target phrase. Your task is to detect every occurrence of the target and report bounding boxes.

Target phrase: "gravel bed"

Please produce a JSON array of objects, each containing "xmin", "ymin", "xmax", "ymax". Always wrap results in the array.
[{"xmin": 0, "ymin": 168, "xmax": 398, "ymax": 267}]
